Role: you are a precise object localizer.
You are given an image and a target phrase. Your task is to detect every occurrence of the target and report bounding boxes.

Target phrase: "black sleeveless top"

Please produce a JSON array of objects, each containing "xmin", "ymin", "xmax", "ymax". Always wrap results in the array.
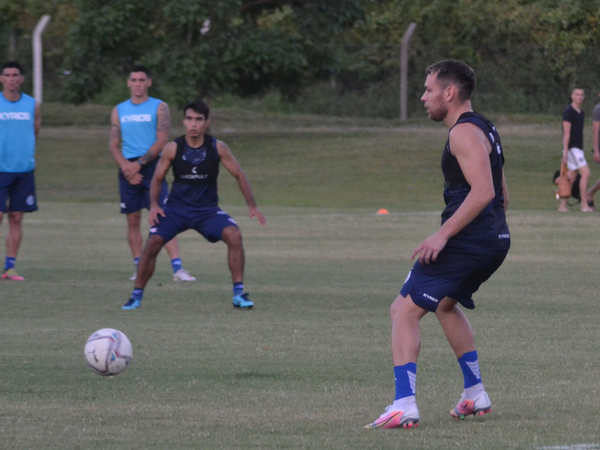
[
  {"xmin": 168, "ymin": 134, "xmax": 220, "ymax": 208},
  {"xmin": 440, "ymin": 112, "xmax": 510, "ymax": 248}
]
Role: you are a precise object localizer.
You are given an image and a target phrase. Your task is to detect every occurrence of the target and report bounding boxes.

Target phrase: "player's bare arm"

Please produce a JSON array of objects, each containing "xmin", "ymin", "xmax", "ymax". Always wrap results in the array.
[
  {"xmin": 562, "ymin": 121, "xmax": 571, "ymax": 164},
  {"xmin": 109, "ymin": 107, "xmax": 142, "ymax": 184},
  {"xmin": 593, "ymin": 120, "xmax": 600, "ymax": 164},
  {"xmin": 217, "ymin": 140, "xmax": 266, "ymax": 226},
  {"xmin": 502, "ymin": 170, "xmax": 510, "ymax": 213},
  {"xmin": 34, "ymin": 102, "xmax": 41, "ymax": 138},
  {"xmin": 138, "ymin": 102, "xmax": 171, "ymax": 167},
  {"xmin": 148, "ymin": 142, "xmax": 176, "ymax": 226},
  {"xmin": 412, "ymin": 123, "xmax": 494, "ymax": 264}
]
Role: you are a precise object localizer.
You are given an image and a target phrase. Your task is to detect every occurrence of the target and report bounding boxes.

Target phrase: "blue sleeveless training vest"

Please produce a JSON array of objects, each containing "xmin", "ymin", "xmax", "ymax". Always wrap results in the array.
[
  {"xmin": 168, "ymin": 135, "xmax": 220, "ymax": 209},
  {"xmin": 117, "ymin": 97, "xmax": 162, "ymax": 159},
  {"xmin": 0, "ymin": 92, "xmax": 36, "ymax": 172}
]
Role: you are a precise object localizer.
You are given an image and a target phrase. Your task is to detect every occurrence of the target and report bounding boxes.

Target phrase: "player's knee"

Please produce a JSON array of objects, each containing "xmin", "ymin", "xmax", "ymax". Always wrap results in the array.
[
  {"xmin": 126, "ymin": 213, "xmax": 142, "ymax": 230},
  {"xmin": 222, "ymin": 226, "xmax": 242, "ymax": 247},
  {"xmin": 8, "ymin": 212, "xmax": 23, "ymax": 227},
  {"xmin": 144, "ymin": 235, "xmax": 165, "ymax": 256}
]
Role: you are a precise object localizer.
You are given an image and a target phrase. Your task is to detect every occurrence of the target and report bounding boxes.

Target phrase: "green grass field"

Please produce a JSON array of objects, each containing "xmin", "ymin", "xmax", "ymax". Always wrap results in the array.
[{"xmin": 1, "ymin": 107, "xmax": 600, "ymax": 449}]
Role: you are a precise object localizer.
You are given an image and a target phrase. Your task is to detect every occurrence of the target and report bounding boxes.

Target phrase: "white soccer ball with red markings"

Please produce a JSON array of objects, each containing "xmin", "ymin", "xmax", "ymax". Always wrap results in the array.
[{"xmin": 84, "ymin": 328, "xmax": 133, "ymax": 376}]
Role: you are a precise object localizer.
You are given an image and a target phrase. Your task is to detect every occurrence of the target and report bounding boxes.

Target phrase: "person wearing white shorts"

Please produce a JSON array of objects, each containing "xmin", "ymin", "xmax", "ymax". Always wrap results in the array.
[
  {"xmin": 559, "ymin": 88, "xmax": 592, "ymax": 212},
  {"xmin": 566, "ymin": 147, "xmax": 587, "ymax": 171}
]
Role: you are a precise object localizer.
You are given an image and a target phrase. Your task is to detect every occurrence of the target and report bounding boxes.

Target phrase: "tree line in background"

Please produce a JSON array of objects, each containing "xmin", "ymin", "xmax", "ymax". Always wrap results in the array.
[{"xmin": 2, "ymin": 0, "xmax": 600, "ymax": 118}]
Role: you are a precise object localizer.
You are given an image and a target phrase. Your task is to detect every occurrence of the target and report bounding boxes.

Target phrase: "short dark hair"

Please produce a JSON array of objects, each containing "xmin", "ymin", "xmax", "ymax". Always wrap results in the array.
[
  {"xmin": 130, "ymin": 65, "xmax": 151, "ymax": 77},
  {"xmin": 184, "ymin": 100, "xmax": 210, "ymax": 119},
  {"xmin": 1, "ymin": 61, "xmax": 24, "ymax": 75},
  {"xmin": 425, "ymin": 60, "xmax": 476, "ymax": 102}
]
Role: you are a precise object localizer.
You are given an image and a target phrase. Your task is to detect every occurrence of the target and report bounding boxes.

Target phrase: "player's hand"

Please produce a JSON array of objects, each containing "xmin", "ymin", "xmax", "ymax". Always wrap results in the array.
[
  {"xmin": 249, "ymin": 207, "xmax": 266, "ymax": 226},
  {"xmin": 127, "ymin": 173, "xmax": 142, "ymax": 185},
  {"xmin": 121, "ymin": 161, "xmax": 141, "ymax": 179},
  {"xmin": 149, "ymin": 205, "xmax": 166, "ymax": 226},
  {"xmin": 561, "ymin": 154, "xmax": 568, "ymax": 165},
  {"xmin": 411, "ymin": 232, "xmax": 448, "ymax": 265}
]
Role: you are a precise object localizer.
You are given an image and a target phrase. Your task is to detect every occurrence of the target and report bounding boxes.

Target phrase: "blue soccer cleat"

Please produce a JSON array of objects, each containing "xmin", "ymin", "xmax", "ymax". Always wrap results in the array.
[
  {"xmin": 232, "ymin": 293, "xmax": 254, "ymax": 309},
  {"xmin": 122, "ymin": 298, "xmax": 141, "ymax": 310}
]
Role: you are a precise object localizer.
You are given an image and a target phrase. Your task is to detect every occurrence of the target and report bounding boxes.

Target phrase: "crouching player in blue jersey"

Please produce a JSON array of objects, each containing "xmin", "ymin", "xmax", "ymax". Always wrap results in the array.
[
  {"xmin": 122, "ymin": 100, "xmax": 266, "ymax": 310},
  {"xmin": 365, "ymin": 60, "xmax": 510, "ymax": 429}
]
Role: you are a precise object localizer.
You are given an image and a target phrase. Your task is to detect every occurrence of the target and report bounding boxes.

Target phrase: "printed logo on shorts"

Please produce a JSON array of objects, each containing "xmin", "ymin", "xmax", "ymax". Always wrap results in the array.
[
  {"xmin": 150, "ymin": 227, "xmax": 157, "ymax": 233},
  {"xmin": 498, "ymin": 234, "xmax": 510, "ymax": 239},
  {"xmin": 423, "ymin": 293, "xmax": 439, "ymax": 303},
  {"xmin": 120, "ymin": 202, "xmax": 126, "ymax": 209},
  {"xmin": 228, "ymin": 218, "xmax": 237, "ymax": 225},
  {"xmin": 26, "ymin": 195, "xmax": 35, "ymax": 206},
  {"xmin": 217, "ymin": 210, "xmax": 227, "ymax": 215}
]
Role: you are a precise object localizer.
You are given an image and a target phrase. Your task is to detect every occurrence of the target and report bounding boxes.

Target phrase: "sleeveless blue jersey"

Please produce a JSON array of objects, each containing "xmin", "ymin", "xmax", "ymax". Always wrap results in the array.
[
  {"xmin": 168, "ymin": 135, "xmax": 220, "ymax": 209},
  {"xmin": 441, "ymin": 112, "xmax": 510, "ymax": 248},
  {"xmin": 0, "ymin": 92, "xmax": 36, "ymax": 172},
  {"xmin": 117, "ymin": 97, "xmax": 162, "ymax": 159}
]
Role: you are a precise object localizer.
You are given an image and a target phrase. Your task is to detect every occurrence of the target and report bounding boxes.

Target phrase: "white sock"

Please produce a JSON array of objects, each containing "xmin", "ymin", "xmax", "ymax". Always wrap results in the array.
[
  {"xmin": 391, "ymin": 395, "xmax": 416, "ymax": 411},
  {"xmin": 464, "ymin": 383, "xmax": 485, "ymax": 400}
]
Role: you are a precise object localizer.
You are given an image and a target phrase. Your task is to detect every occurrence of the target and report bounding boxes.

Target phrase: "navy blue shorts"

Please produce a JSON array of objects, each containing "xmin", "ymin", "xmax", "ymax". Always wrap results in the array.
[
  {"xmin": 0, "ymin": 171, "xmax": 38, "ymax": 213},
  {"xmin": 400, "ymin": 240, "xmax": 509, "ymax": 312},
  {"xmin": 149, "ymin": 206, "xmax": 238, "ymax": 243},
  {"xmin": 118, "ymin": 159, "xmax": 168, "ymax": 214}
]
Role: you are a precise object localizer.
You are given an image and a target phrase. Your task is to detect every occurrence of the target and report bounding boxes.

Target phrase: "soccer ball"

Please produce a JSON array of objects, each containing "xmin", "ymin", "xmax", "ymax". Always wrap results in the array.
[{"xmin": 84, "ymin": 328, "xmax": 133, "ymax": 376}]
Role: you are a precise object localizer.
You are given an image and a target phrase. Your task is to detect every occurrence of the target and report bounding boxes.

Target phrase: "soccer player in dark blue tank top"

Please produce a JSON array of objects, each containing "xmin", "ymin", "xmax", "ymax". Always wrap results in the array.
[
  {"xmin": 122, "ymin": 100, "xmax": 266, "ymax": 310},
  {"xmin": 366, "ymin": 60, "xmax": 510, "ymax": 430}
]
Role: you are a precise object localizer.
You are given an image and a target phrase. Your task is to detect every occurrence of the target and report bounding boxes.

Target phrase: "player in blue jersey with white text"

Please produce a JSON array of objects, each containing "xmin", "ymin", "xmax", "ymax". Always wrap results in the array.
[
  {"xmin": 110, "ymin": 66, "xmax": 195, "ymax": 282},
  {"xmin": 365, "ymin": 60, "xmax": 510, "ymax": 429},
  {"xmin": 0, "ymin": 61, "xmax": 41, "ymax": 281},
  {"xmin": 122, "ymin": 100, "xmax": 266, "ymax": 310}
]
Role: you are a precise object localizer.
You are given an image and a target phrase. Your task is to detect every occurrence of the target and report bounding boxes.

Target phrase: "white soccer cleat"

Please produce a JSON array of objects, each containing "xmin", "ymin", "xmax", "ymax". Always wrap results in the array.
[
  {"xmin": 450, "ymin": 390, "xmax": 492, "ymax": 419},
  {"xmin": 364, "ymin": 403, "xmax": 420, "ymax": 429},
  {"xmin": 173, "ymin": 268, "xmax": 196, "ymax": 282},
  {"xmin": 129, "ymin": 272, "xmax": 137, "ymax": 281}
]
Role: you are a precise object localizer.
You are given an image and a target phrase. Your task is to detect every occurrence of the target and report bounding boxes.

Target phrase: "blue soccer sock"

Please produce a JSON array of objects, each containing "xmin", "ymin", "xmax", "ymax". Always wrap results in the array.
[
  {"xmin": 134, "ymin": 257, "xmax": 139, "ymax": 267},
  {"xmin": 233, "ymin": 282, "xmax": 244, "ymax": 296},
  {"xmin": 131, "ymin": 288, "xmax": 144, "ymax": 302},
  {"xmin": 458, "ymin": 350, "xmax": 482, "ymax": 389},
  {"xmin": 4, "ymin": 257, "xmax": 16, "ymax": 271},
  {"xmin": 171, "ymin": 258, "xmax": 183, "ymax": 274},
  {"xmin": 393, "ymin": 362, "xmax": 417, "ymax": 401}
]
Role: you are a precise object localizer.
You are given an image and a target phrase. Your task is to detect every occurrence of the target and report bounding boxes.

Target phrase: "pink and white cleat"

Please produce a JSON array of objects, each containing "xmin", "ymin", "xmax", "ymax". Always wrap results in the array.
[
  {"xmin": 450, "ymin": 390, "xmax": 492, "ymax": 419},
  {"xmin": 364, "ymin": 403, "xmax": 420, "ymax": 429},
  {"xmin": 2, "ymin": 268, "xmax": 24, "ymax": 281}
]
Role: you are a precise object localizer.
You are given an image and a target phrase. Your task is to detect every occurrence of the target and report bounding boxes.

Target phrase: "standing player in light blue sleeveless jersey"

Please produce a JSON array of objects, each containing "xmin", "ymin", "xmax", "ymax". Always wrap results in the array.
[
  {"xmin": 0, "ymin": 61, "xmax": 41, "ymax": 281},
  {"xmin": 110, "ymin": 66, "xmax": 195, "ymax": 282}
]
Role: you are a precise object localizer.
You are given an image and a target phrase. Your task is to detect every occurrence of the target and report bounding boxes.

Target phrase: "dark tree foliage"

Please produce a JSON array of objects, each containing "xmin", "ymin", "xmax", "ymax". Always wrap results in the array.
[{"xmin": 63, "ymin": 0, "xmax": 366, "ymax": 105}]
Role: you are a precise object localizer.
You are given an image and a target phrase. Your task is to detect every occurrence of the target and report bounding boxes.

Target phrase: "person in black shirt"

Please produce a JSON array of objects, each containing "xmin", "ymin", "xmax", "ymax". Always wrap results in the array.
[{"xmin": 559, "ymin": 88, "xmax": 592, "ymax": 212}]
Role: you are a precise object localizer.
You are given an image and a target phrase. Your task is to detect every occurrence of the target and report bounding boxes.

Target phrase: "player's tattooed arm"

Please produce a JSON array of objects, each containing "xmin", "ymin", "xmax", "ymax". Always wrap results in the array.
[
  {"xmin": 140, "ymin": 102, "xmax": 171, "ymax": 166},
  {"xmin": 156, "ymin": 102, "xmax": 171, "ymax": 136}
]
